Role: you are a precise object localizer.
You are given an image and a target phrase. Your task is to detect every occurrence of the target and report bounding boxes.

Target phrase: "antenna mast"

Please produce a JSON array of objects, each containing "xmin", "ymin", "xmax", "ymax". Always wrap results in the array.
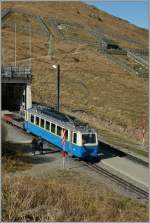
[
  {"xmin": 14, "ymin": 23, "xmax": 16, "ymax": 67},
  {"xmin": 48, "ymin": 33, "xmax": 52, "ymax": 59},
  {"xmin": 2, "ymin": 39, "xmax": 4, "ymax": 67},
  {"xmin": 29, "ymin": 23, "xmax": 32, "ymax": 68}
]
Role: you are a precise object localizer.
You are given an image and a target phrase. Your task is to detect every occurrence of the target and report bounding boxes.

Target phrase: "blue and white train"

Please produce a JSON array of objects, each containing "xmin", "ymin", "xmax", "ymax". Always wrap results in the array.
[{"xmin": 24, "ymin": 106, "xmax": 99, "ymax": 159}]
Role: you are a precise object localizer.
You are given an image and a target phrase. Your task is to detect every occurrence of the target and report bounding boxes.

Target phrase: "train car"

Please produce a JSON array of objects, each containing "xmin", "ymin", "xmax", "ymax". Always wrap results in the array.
[{"xmin": 23, "ymin": 106, "xmax": 98, "ymax": 159}]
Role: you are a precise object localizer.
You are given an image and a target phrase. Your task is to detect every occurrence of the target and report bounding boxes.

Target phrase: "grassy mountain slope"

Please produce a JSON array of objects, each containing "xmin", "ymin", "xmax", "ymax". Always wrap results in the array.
[{"xmin": 1, "ymin": 1, "xmax": 149, "ymax": 151}]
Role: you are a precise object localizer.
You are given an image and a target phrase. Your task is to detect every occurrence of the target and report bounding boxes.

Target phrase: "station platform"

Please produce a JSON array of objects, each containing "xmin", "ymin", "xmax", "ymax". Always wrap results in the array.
[
  {"xmin": 101, "ymin": 156, "xmax": 149, "ymax": 189},
  {"xmin": 2, "ymin": 120, "xmax": 32, "ymax": 144},
  {"xmin": 99, "ymin": 136, "xmax": 149, "ymax": 165}
]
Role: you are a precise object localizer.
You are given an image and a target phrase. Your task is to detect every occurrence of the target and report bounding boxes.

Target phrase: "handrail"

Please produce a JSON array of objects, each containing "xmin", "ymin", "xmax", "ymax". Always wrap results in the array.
[
  {"xmin": 1, "ymin": 66, "xmax": 32, "ymax": 79},
  {"xmin": 127, "ymin": 51, "xmax": 149, "ymax": 68},
  {"xmin": 1, "ymin": 8, "xmax": 12, "ymax": 19}
]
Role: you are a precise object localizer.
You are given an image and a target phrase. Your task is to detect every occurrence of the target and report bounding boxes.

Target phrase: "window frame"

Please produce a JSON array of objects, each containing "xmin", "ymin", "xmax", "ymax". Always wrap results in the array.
[
  {"xmin": 40, "ymin": 118, "xmax": 45, "ymax": 128},
  {"xmin": 72, "ymin": 132, "xmax": 77, "ymax": 145},
  {"xmin": 25, "ymin": 111, "xmax": 27, "ymax": 121},
  {"xmin": 28, "ymin": 113, "xmax": 31, "ymax": 121},
  {"xmin": 30, "ymin": 114, "xmax": 35, "ymax": 124},
  {"xmin": 51, "ymin": 122, "xmax": 56, "ymax": 134},
  {"xmin": 82, "ymin": 133, "xmax": 96, "ymax": 145},
  {"xmin": 45, "ymin": 120, "xmax": 50, "ymax": 131},
  {"xmin": 35, "ymin": 116, "xmax": 40, "ymax": 126},
  {"xmin": 64, "ymin": 129, "xmax": 68, "ymax": 141},
  {"xmin": 56, "ymin": 125, "xmax": 62, "ymax": 137}
]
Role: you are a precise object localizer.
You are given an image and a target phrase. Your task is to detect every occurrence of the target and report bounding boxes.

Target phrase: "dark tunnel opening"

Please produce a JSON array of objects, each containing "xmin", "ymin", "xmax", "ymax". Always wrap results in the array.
[{"xmin": 2, "ymin": 83, "xmax": 26, "ymax": 111}]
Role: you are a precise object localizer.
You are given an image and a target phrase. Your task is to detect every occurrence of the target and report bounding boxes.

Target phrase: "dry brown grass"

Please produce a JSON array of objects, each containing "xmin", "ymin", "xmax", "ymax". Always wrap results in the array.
[
  {"xmin": 2, "ymin": 170, "xmax": 148, "ymax": 222},
  {"xmin": 2, "ymin": 142, "xmax": 32, "ymax": 172},
  {"xmin": 2, "ymin": 1, "xmax": 148, "ymax": 48}
]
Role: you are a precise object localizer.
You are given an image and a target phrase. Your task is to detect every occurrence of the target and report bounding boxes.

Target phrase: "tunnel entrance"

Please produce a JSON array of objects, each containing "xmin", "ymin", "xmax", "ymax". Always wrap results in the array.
[
  {"xmin": 2, "ymin": 83, "xmax": 26, "ymax": 111},
  {"xmin": 1, "ymin": 66, "xmax": 32, "ymax": 111}
]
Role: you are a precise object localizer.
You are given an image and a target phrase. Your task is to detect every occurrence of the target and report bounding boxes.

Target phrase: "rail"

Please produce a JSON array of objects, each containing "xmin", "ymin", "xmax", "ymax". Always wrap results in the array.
[
  {"xmin": 104, "ymin": 49, "xmax": 127, "ymax": 55},
  {"xmin": 125, "ymin": 48, "xmax": 149, "ymax": 56},
  {"xmin": 87, "ymin": 163, "xmax": 148, "ymax": 200}
]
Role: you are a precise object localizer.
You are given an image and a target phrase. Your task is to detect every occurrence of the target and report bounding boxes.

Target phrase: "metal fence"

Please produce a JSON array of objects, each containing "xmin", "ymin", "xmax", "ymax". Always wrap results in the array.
[
  {"xmin": 127, "ymin": 51, "xmax": 149, "ymax": 68},
  {"xmin": 1, "ymin": 8, "xmax": 12, "ymax": 19},
  {"xmin": 1, "ymin": 66, "xmax": 32, "ymax": 79},
  {"xmin": 104, "ymin": 49, "xmax": 127, "ymax": 55}
]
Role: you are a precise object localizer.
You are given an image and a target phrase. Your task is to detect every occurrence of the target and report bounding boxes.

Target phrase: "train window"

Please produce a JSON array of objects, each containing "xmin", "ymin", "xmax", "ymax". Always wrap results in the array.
[
  {"xmin": 51, "ymin": 123, "xmax": 56, "ymax": 134},
  {"xmin": 31, "ymin": 114, "xmax": 34, "ymax": 123},
  {"xmin": 65, "ymin": 130, "xmax": 68, "ymax": 140},
  {"xmin": 46, "ymin": 121, "xmax": 50, "ymax": 131},
  {"xmin": 82, "ymin": 133, "xmax": 96, "ymax": 144},
  {"xmin": 36, "ymin": 116, "xmax": 39, "ymax": 126},
  {"xmin": 73, "ymin": 132, "xmax": 77, "ymax": 144},
  {"xmin": 40, "ymin": 119, "xmax": 45, "ymax": 128},
  {"xmin": 57, "ymin": 126, "xmax": 62, "ymax": 136}
]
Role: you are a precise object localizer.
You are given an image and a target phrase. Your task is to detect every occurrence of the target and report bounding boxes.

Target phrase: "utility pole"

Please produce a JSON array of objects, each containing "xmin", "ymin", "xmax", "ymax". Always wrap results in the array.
[
  {"xmin": 141, "ymin": 112, "xmax": 147, "ymax": 147},
  {"xmin": 14, "ymin": 23, "xmax": 16, "ymax": 67},
  {"xmin": 57, "ymin": 64, "xmax": 60, "ymax": 112},
  {"xmin": 29, "ymin": 23, "xmax": 32, "ymax": 68},
  {"xmin": 2, "ymin": 41, "xmax": 4, "ymax": 67},
  {"xmin": 52, "ymin": 64, "xmax": 60, "ymax": 112},
  {"xmin": 48, "ymin": 33, "xmax": 52, "ymax": 58}
]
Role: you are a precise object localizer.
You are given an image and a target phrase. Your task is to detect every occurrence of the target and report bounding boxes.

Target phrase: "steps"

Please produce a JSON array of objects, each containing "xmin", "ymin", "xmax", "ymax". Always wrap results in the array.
[
  {"xmin": 105, "ymin": 53, "xmax": 148, "ymax": 78},
  {"xmin": 47, "ymin": 18, "xmax": 65, "ymax": 39},
  {"xmin": 1, "ymin": 8, "xmax": 12, "ymax": 19},
  {"xmin": 35, "ymin": 16, "xmax": 51, "ymax": 37},
  {"xmin": 127, "ymin": 51, "xmax": 149, "ymax": 68},
  {"xmin": 2, "ymin": 8, "xmax": 12, "ymax": 28}
]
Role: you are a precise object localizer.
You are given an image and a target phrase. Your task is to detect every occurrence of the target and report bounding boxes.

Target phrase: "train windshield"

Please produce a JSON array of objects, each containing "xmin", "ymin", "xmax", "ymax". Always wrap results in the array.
[{"xmin": 82, "ymin": 133, "xmax": 96, "ymax": 144}]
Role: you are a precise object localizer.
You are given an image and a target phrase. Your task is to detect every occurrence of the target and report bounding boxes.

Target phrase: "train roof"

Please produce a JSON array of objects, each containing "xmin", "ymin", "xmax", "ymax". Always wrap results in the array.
[{"xmin": 27, "ymin": 106, "xmax": 96, "ymax": 133}]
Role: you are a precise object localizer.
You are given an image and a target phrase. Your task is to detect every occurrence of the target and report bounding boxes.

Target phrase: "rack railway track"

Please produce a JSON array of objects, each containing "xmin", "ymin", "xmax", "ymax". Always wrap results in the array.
[{"xmin": 79, "ymin": 160, "xmax": 149, "ymax": 201}]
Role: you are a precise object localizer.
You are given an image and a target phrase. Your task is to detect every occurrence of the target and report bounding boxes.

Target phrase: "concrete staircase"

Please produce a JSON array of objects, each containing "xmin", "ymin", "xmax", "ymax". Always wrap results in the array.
[
  {"xmin": 35, "ymin": 16, "xmax": 51, "ymax": 37},
  {"xmin": 1, "ymin": 8, "xmax": 12, "ymax": 19},
  {"xmin": 47, "ymin": 18, "xmax": 65, "ymax": 39},
  {"xmin": 127, "ymin": 51, "xmax": 149, "ymax": 68},
  {"xmin": 105, "ymin": 53, "xmax": 148, "ymax": 78},
  {"xmin": 2, "ymin": 8, "xmax": 12, "ymax": 28}
]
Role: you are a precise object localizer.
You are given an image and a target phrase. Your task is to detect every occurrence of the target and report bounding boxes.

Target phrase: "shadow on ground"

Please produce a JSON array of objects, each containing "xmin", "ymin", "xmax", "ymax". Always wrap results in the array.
[
  {"xmin": 2, "ymin": 142, "xmax": 59, "ymax": 165},
  {"xmin": 98, "ymin": 141, "xmax": 126, "ymax": 160}
]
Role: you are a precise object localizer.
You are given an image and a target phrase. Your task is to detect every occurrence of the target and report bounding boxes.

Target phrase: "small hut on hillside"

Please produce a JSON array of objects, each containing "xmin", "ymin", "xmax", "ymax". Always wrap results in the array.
[{"xmin": 101, "ymin": 37, "xmax": 121, "ymax": 50}]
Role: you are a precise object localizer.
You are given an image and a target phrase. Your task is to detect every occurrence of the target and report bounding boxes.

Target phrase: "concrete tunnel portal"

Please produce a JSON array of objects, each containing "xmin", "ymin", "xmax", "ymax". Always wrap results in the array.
[
  {"xmin": 2, "ymin": 83, "xmax": 26, "ymax": 111},
  {"xmin": 1, "ymin": 66, "xmax": 32, "ymax": 112}
]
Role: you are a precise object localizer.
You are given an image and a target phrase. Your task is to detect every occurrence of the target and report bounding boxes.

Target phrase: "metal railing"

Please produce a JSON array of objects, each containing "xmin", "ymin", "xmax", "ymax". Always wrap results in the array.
[
  {"xmin": 127, "ymin": 51, "xmax": 149, "ymax": 68},
  {"xmin": 1, "ymin": 8, "xmax": 12, "ymax": 19},
  {"xmin": 1, "ymin": 66, "xmax": 32, "ymax": 79},
  {"xmin": 104, "ymin": 49, "xmax": 127, "ymax": 55}
]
